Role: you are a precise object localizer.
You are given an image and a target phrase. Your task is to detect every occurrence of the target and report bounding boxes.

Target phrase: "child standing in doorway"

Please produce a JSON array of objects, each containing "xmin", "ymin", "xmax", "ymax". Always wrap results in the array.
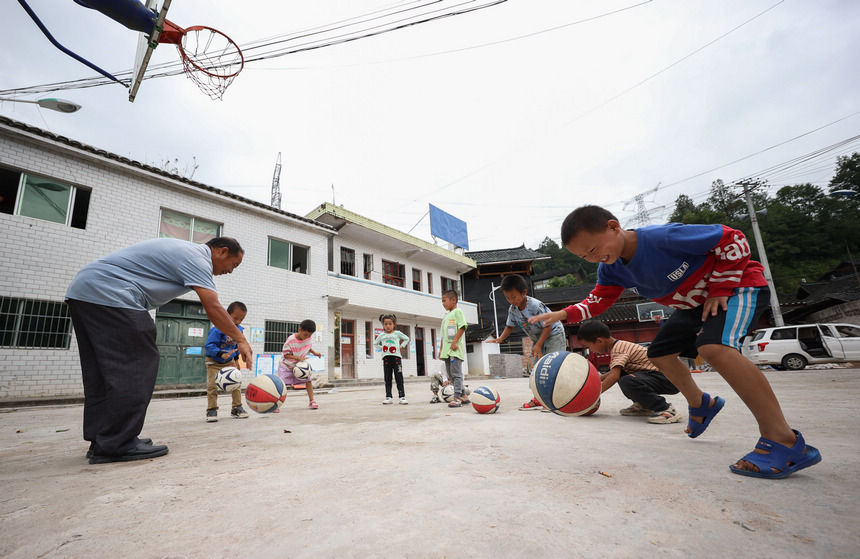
[
  {"xmin": 374, "ymin": 314, "xmax": 410, "ymax": 405},
  {"xmin": 278, "ymin": 319, "xmax": 323, "ymax": 410}
]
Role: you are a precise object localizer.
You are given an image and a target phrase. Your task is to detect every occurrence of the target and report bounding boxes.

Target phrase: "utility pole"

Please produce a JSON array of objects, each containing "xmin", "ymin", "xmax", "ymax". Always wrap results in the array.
[
  {"xmin": 270, "ymin": 152, "xmax": 282, "ymax": 209},
  {"xmin": 737, "ymin": 179, "xmax": 784, "ymax": 326}
]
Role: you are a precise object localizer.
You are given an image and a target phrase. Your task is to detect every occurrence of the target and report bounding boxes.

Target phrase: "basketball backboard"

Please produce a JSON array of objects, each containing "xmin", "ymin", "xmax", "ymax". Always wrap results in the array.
[
  {"xmin": 636, "ymin": 302, "xmax": 674, "ymax": 322},
  {"xmin": 130, "ymin": 0, "xmax": 172, "ymax": 102}
]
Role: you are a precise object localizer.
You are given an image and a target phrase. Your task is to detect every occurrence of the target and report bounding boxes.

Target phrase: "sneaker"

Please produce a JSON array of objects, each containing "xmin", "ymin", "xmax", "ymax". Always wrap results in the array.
[
  {"xmin": 519, "ymin": 398, "xmax": 543, "ymax": 411},
  {"xmin": 206, "ymin": 409, "xmax": 218, "ymax": 422},
  {"xmin": 231, "ymin": 406, "xmax": 249, "ymax": 419},
  {"xmin": 619, "ymin": 402, "xmax": 654, "ymax": 416},
  {"xmin": 382, "ymin": 397, "xmax": 393, "ymax": 405},
  {"xmin": 429, "ymin": 395, "xmax": 441, "ymax": 404},
  {"xmin": 399, "ymin": 397, "xmax": 408, "ymax": 405},
  {"xmin": 648, "ymin": 405, "xmax": 683, "ymax": 424},
  {"xmin": 308, "ymin": 400, "xmax": 319, "ymax": 409}
]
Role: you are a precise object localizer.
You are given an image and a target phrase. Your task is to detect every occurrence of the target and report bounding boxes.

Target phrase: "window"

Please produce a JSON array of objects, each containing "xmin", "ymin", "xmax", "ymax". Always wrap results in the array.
[
  {"xmin": 268, "ymin": 237, "xmax": 309, "ymax": 274},
  {"xmin": 770, "ymin": 328, "xmax": 797, "ymax": 340},
  {"xmin": 363, "ymin": 254, "xmax": 373, "ymax": 280},
  {"xmin": 0, "ymin": 297, "xmax": 72, "ymax": 349},
  {"xmin": 382, "ymin": 260, "xmax": 405, "ymax": 287},
  {"xmin": 835, "ymin": 325, "xmax": 860, "ymax": 338},
  {"xmin": 365, "ymin": 321, "xmax": 373, "ymax": 359},
  {"xmin": 431, "ymin": 328, "xmax": 437, "ymax": 359},
  {"xmin": 396, "ymin": 325, "xmax": 410, "ymax": 359},
  {"xmin": 0, "ymin": 168, "xmax": 90, "ymax": 229},
  {"xmin": 159, "ymin": 208, "xmax": 221, "ymax": 243},
  {"xmin": 264, "ymin": 320, "xmax": 300, "ymax": 353},
  {"xmin": 427, "ymin": 272, "xmax": 433, "ymax": 294},
  {"xmin": 412, "ymin": 269, "xmax": 422, "ymax": 291},
  {"xmin": 340, "ymin": 247, "xmax": 356, "ymax": 276},
  {"xmin": 441, "ymin": 276, "xmax": 459, "ymax": 295}
]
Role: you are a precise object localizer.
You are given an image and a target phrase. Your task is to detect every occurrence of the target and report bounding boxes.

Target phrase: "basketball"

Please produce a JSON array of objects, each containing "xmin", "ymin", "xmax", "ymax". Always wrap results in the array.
[
  {"xmin": 580, "ymin": 397, "xmax": 601, "ymax": 416},
  {"xmin": 441, "ymin": 384, "xmax": 456, "ymax": 402},
  {"xmin": 245, "ymin": 374, "xmax": 287, "ymax": 413},
  {"xmin": 215, "ymin": 366, "xmax": 242, "ymax": 392},
  {"xmin": 530, "ymin": 351, "xmax": 601, "ymax": 416},
  {"xmin": 471, "ymin": 386, "xmax": 500, "ymax": 414},
  {"xmin": 293, "ymin": 360, "xmax": 311, "ymax": 380}
]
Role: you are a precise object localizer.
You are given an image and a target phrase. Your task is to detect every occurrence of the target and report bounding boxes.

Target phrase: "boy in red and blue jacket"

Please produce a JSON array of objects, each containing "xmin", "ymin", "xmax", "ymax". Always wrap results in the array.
[{"xmin": 531, "ymin": 205, "xmax": 820, "ymax": 479}]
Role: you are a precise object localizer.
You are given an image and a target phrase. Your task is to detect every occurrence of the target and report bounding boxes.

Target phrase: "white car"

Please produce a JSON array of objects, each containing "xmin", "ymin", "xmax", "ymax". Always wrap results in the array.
[{"xmin": 743, "ymin": 323, "xmax": 860, "ymax": 370}]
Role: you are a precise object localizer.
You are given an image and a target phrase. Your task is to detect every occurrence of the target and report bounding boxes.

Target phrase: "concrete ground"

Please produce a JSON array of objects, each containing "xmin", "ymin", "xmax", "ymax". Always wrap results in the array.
[{"xmin": 1, "ymin": 369, "xmax": 858, "ymax": 559}]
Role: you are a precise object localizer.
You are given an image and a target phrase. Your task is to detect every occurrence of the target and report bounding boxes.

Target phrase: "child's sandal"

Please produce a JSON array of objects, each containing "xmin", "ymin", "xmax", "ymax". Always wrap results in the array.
[
  {"xmin": 447, "ymin": 399, "xmax": 462, "ymax": 408},
  {"xmin": 686, "ymin": 392, "xmax": 725, "ymax": 438},
  {"xmin": 729, "ymin": 429, "xmax": 821, "ymax": 479}
]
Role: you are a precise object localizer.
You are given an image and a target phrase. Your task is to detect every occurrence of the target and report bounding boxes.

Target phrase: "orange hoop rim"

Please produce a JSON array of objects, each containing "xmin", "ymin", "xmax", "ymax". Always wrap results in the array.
[{"xmin": 178, "ymin": 25, "xmax": 244, "ymax": 79}]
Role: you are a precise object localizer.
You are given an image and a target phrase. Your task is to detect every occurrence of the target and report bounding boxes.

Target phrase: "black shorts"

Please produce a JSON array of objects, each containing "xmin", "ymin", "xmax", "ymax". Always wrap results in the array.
[{"xmin": 647, "ymin": 286, "xmax": 770, "ymax": 359}]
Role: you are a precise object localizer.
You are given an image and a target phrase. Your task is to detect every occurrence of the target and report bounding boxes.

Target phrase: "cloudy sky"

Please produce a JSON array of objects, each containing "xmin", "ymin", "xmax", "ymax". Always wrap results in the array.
[{"xmin": 2, "ymin": 0, "xmax": 859, "ymax": 251}]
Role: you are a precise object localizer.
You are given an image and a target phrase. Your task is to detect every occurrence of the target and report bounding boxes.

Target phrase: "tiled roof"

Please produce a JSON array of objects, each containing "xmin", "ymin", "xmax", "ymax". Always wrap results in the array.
[
  {"xmin": 465, "ymin": 245, "xmax": 549, "ymax": 265},
  {"xmin": 795, "ymin": 273, "xmax": 860, "ymax": 305},
  {"xmin": 535, "ymin": 285, "xmax": 641, "ymax": 305},
  {"xmin": 0, "ymin": 116, "xmax": 334, "ymax": 233}
]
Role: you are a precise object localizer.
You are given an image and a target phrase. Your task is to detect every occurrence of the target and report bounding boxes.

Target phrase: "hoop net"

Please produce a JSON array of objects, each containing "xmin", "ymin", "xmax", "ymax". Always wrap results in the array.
[{"xmin": 173, "ymin": 26, "xmax": 244, "ymax": 100}]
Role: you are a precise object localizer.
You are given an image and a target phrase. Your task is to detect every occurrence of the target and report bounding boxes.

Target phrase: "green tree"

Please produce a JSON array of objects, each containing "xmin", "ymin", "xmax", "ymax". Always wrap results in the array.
[{"xmin": 828, "ymin": 152, "xmax": 860, "ymax": 193}]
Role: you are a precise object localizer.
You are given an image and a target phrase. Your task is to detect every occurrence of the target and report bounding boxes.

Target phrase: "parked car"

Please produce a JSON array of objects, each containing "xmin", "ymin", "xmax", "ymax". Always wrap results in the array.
[{"xmin": 742, "ymin": 323, "xmax": 860, "ymax": 370}]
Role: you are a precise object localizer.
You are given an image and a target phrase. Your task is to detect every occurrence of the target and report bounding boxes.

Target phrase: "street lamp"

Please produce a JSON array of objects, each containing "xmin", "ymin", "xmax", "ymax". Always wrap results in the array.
[{"xmin": 0, "ymin": 97, "xmax": 82, "ymax": 113}]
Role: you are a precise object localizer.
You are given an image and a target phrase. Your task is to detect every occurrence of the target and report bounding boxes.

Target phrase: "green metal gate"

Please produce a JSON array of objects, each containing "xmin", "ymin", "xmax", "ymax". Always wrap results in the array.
[{"xmin": 155, "ymin": 300, "xmax": 210, "ymax": 385}]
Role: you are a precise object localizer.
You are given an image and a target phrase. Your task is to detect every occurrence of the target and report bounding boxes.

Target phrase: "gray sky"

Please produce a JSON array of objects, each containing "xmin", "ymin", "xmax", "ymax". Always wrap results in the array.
[{"xmin": 3, "ymin": 0, "xmax": 859, "ymax": 251}]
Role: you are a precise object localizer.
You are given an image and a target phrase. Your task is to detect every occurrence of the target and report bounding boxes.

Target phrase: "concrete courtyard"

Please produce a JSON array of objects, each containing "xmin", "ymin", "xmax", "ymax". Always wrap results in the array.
[{"xmin": 1, "ymin": 368, "xmax": 858, "ymax": 558}]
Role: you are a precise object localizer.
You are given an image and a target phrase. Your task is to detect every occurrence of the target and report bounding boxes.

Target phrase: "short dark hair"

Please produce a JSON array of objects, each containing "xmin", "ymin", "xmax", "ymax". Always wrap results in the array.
[
  {"xmin": 226, "ymin": 301, "xmax": 247, "ymax": 314},
  {"xmin": 379, "ymin": 313, "xmax": 397, "ymax": 324},
  {"xmin": 206, "ymin": 237, "xmax": 244, "ymax": 256},
  {"xmin": 560, "ymin": 206, "xmax": 618, "ymax": 246},
  {"xmin": 576, "ymin": 320, "xmax": 611, "ymax": 342},
  {"xmin": 500, "ymin": 274, "xmax": 528, "ymax": 293},
  {"xmin": 442, "ymin": 289, "xmax": 458, "ymax": 301},
  {"xmin": 299, "ymin": 319, "xmax": 316, "ymax": 333}
]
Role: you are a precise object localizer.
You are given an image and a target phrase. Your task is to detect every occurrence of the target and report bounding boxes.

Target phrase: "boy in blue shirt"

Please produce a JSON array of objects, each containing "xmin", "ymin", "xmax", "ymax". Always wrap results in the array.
[
  {"xmin": 204, "ymin": 301, "xmax": 248, "ymax": 421},
  {"xmin": 531, "ymin": 205, "xmax": 821, "ymax": 478},
  {"xmin": 486, "ymin": 274, "xmax": 566, "ymax": 410}
]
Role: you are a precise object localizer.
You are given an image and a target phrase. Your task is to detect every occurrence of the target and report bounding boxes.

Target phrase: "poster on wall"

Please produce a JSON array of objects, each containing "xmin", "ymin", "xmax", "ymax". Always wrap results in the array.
[
  {"xmin": 188, "ymin": 327, "xmax": 204, "ymax": 337},
  {"xmin": 255, "ymin": 353, "xmax": 277, "ymax": 377},
  {"xmin": 249, "ymin": 327, "xmax": 265, "ymax": 344}
]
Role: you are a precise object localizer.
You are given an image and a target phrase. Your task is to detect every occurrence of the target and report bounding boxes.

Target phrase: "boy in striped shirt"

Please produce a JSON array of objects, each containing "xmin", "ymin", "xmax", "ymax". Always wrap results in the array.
[{"xmin": 576, "ymin": 320, "xmax": 680, "ymax": 424}]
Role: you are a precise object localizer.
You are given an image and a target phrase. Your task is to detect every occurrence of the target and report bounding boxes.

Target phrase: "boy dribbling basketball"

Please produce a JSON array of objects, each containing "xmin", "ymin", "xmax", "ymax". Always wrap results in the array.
[{"xmin": 530, "ymin": 205, "xmax": 821, "ymax": 478}]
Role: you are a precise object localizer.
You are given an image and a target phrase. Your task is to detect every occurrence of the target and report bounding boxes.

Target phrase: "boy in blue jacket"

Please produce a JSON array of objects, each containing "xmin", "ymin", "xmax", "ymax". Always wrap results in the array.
[{"xmin": 204, "ymin": 301, "xmax": 248, "ymax": 421}]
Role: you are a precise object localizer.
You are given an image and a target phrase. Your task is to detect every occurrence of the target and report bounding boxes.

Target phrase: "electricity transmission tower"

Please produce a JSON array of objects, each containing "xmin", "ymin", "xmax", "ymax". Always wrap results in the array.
[
  {"xmin": 623, "ymin": 183, "xmax": 663, "ymax": 226},
  {"xmin": 271, "ymin": 152, "xmax": 282, "ymax": 209}
]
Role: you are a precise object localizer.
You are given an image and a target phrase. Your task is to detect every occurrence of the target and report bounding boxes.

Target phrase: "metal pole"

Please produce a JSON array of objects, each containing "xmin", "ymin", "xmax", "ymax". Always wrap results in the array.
[
  {"xmin": 489, "ymin": 283, "xmax": 501, "ymax": 338},
  {"xmin": 740, "ymin": 180, "xmax": 784, "ymax": 326}
]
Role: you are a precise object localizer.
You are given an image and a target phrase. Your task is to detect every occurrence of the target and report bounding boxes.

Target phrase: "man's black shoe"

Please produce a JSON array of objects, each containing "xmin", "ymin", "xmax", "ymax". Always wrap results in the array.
[
  {"xmin": 86, "ymin": 438, "xmax": 153, "ymax": 459},
  {"xmin": 88, "ymin": 442, "xmax": 168, "ymax": 464}
]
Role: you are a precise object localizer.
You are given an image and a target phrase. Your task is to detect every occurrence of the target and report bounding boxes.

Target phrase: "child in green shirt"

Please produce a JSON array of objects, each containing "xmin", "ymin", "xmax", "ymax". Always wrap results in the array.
[{"xmin": 440, "ymin": 290, "xmax": 469, "ymax": 408}]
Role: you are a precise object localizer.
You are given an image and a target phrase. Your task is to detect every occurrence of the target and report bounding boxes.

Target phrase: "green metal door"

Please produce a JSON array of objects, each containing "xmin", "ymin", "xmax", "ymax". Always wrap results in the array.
[{"xmin": 155, "ymin": 300, "xmax": 210, "ymax": 385}]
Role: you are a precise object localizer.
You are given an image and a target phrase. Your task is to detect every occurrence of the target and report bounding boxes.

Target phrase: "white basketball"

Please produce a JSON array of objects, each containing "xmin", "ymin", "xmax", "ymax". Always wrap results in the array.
[
  {"xmin": 441, "ymin": 384, "xmax": 456, "ymax": 402},
  {"xmin": 293, "ymin": 360, "xmax": 311, "ymax": 380},
  {"xmin": 215, "ymin": 366, "xmax": 242, "ymax": 392}
]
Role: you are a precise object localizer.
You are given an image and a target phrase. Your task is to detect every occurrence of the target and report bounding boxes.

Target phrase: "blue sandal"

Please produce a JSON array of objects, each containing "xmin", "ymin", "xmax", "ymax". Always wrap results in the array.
[
  {"xmin": 729, "ymin": 429, "xmax": 821, "ymax": 479},
  {"xmin": 687, "ymin": 392, "xmax": 725, "ymax": 438}
]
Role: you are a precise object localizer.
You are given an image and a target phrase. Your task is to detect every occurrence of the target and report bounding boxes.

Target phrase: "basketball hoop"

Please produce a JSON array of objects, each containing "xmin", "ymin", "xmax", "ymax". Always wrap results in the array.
[{"xmin": 159, "ymin": 21, "xmax": 244, "ymax": 100}]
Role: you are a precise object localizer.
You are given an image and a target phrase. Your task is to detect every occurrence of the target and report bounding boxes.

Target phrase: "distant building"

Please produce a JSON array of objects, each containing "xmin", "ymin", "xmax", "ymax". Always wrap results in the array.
[{"xmin": 307, "ymin": 203, "xmax": 478, "ymax": 380}]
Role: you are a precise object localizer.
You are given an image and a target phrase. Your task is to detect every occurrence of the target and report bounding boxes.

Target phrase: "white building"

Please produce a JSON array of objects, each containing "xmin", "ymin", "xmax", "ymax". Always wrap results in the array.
[
  {"xmin": 307, "ymin": 203, "xmax": 478, "ymax": 381},
  {"xmin": 0, "ymin": 116, "xmax": 335, "ymax": 400}
]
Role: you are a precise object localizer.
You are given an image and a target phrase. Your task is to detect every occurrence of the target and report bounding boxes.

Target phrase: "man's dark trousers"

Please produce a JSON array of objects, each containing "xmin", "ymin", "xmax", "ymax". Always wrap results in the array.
[{"xmin": 67, "ymin": 299, "xmax": 159, "ymax": 455}]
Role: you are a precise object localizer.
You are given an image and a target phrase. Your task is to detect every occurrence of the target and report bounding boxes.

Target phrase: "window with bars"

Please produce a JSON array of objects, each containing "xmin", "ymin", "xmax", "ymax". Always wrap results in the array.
[
  {"xmin": 268, "ymin": 238, "xmax": 310, "ymax": 274},
  {"xmin": 382, "ymin": 260, "xmax": 405, "ymax": 287},
  {"xmin": 0, "ymin": 297, "xmax": 72, "ymax": 349},
  {"xmin": 441, "ymin": 276, "xmax": 459, "ymax": 296},
  {"xmin": 159, "ymin": 208, "xmax": 221, "ymax": 243},
  {"xmin": 264, "ymin": 320, "xmax": 300, "ymax": 353},
  {"xmin": 0, "ymin": 168, "xmax": 91, "ymax": 229},
  {"xmin": 412, "ymin": 268, "xmax": 422, "ymax": 291},
  {"xmin": 363, "ymin": 254, "xmax": 373, "ymax": 279},
  {"xmin": 340, "ymin": 247, "xmax": 356, "ymax": 276},
  {"xmin": 365, "ymin": 321, "xmax": 373, "ymax": 359}
]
